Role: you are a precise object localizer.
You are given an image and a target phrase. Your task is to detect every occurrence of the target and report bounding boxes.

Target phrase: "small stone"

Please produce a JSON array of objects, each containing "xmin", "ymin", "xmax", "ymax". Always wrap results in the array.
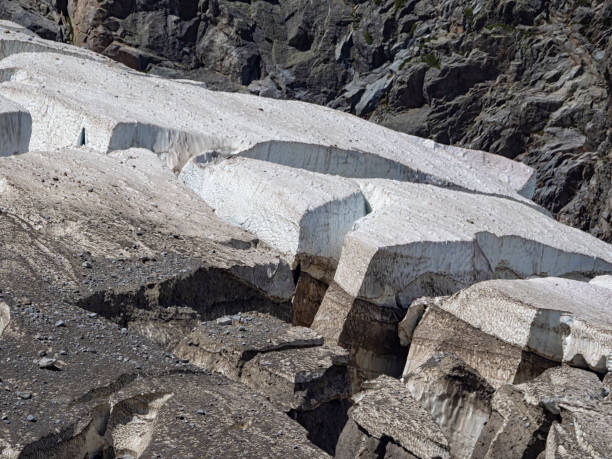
[
  {"xmin": 197, "ymin": 409, "xmax": 205, "ymax": 415},
  {"xmin": 120, "ymin": 328, "xmax": 128, "ymax": 335},
  {"xmin": 82, "ymin": 261, "xmax": 92, "ymax": 269},
  {"xmin": 26, "ymin": 415, "xmax": 36, "ymax": 422},
  {"xmin": 55, "ymin": 320, "xmax": 65, "ymax": 327},
  {"xmin": 87, "ymin": 187, "xmax": 94, "ymax": 192},
  {"xmin": 16, "ymin": 392, "xmax": 31, "ymax": 400},
  {"xmin": 87, "ymin": 313, "xmax": 97, "ymax": 318},
  {"xmin": 38, "ymin": 357, "xmax": 59, "ymax": 370},
  {"xmin": 216, "ymin": 317, "xmax": 232, "ymax": 326}
]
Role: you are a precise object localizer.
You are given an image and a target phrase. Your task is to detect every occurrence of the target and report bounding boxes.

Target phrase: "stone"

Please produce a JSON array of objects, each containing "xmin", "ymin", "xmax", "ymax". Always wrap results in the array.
[
  {"xmin": 335, "ymin": 375, "xmax": 450, "ymax": 459},
  {"xmin": 37, "ymin": 357, "xmax": 59, "ymax": 369}
]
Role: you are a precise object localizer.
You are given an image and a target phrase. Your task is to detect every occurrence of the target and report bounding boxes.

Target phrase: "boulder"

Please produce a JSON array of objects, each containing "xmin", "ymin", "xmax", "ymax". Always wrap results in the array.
[
  {"xmin": 335, "ymin": 375, "xmax": 450, "ymax": 459},
  {"xmin": 403, "ymin": 353, "xmax": 494, "ymax": 459},
  {"xmin": 0, "ymin": 95, "xmax": 30, "ymax": 155}
]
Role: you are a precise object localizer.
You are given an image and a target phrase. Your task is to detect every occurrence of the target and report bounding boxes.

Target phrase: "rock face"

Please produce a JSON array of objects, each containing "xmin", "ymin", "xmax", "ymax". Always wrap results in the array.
[
  {"xmin": 335, "ymin": 375, "xmax": 450, "ymax": 459},
  {"xmin": 2, "ymin": 0, "xmax": 612, "ymax": 242}
]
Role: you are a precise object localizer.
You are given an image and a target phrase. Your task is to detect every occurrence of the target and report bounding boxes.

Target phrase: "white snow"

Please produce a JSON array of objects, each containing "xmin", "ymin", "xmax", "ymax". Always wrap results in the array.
[{"xmin": 0, "ymin": 46, "xmax": 537, "ymax": 208}]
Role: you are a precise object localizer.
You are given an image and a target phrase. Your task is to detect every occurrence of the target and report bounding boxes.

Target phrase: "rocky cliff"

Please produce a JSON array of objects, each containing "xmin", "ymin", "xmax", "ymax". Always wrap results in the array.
[{"xmin": 2, "ymin": 0, "xmax": 611, "ymax": 241}]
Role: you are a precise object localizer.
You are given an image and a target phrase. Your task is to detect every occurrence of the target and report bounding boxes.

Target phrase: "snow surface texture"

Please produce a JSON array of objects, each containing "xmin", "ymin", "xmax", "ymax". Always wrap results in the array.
[
  {"xmin": 180, "ymin": 156, "xmax": 367, "ymax": 269},
  {"xmin": 430, "ymin": 278, "xmax": 612, "ymax": 372}
]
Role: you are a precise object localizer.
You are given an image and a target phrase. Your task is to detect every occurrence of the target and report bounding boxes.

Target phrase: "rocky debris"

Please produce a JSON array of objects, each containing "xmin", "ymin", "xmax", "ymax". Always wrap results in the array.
[
  {"xmin": 0, "ymin": 95, "xmax": 30, "ymax": 156},
  {"xmin": 312, "ymin": 181, "xmax": 612, "ymax": 383},
  {"xmin": 403, "ymin": 353, "xmax": 494, "ymax": 459},
  {"xmin": 0, "ymin": 11, "xmax": 611, "ymax": 456},
  {"xmin": 174, "ymin": 312, "xmax": 351, "ymax": 454},
  {"xmin": 0, "ymin": 147, "xmax": 296, "ymax": 358},
  {"xmin": 0, "ymin": 146, "xmax": 327, "ymax": 456},
  {"xmin": 335, "ymin": 375, "xmax": 450, "ymax": 459},
  {"xmin": 2, "ymin": 333, "xmax": 327, "ymax": 458},
  {"xmin": 474, "ymin": 365, "xmax": 611, "ymax": 459}
]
